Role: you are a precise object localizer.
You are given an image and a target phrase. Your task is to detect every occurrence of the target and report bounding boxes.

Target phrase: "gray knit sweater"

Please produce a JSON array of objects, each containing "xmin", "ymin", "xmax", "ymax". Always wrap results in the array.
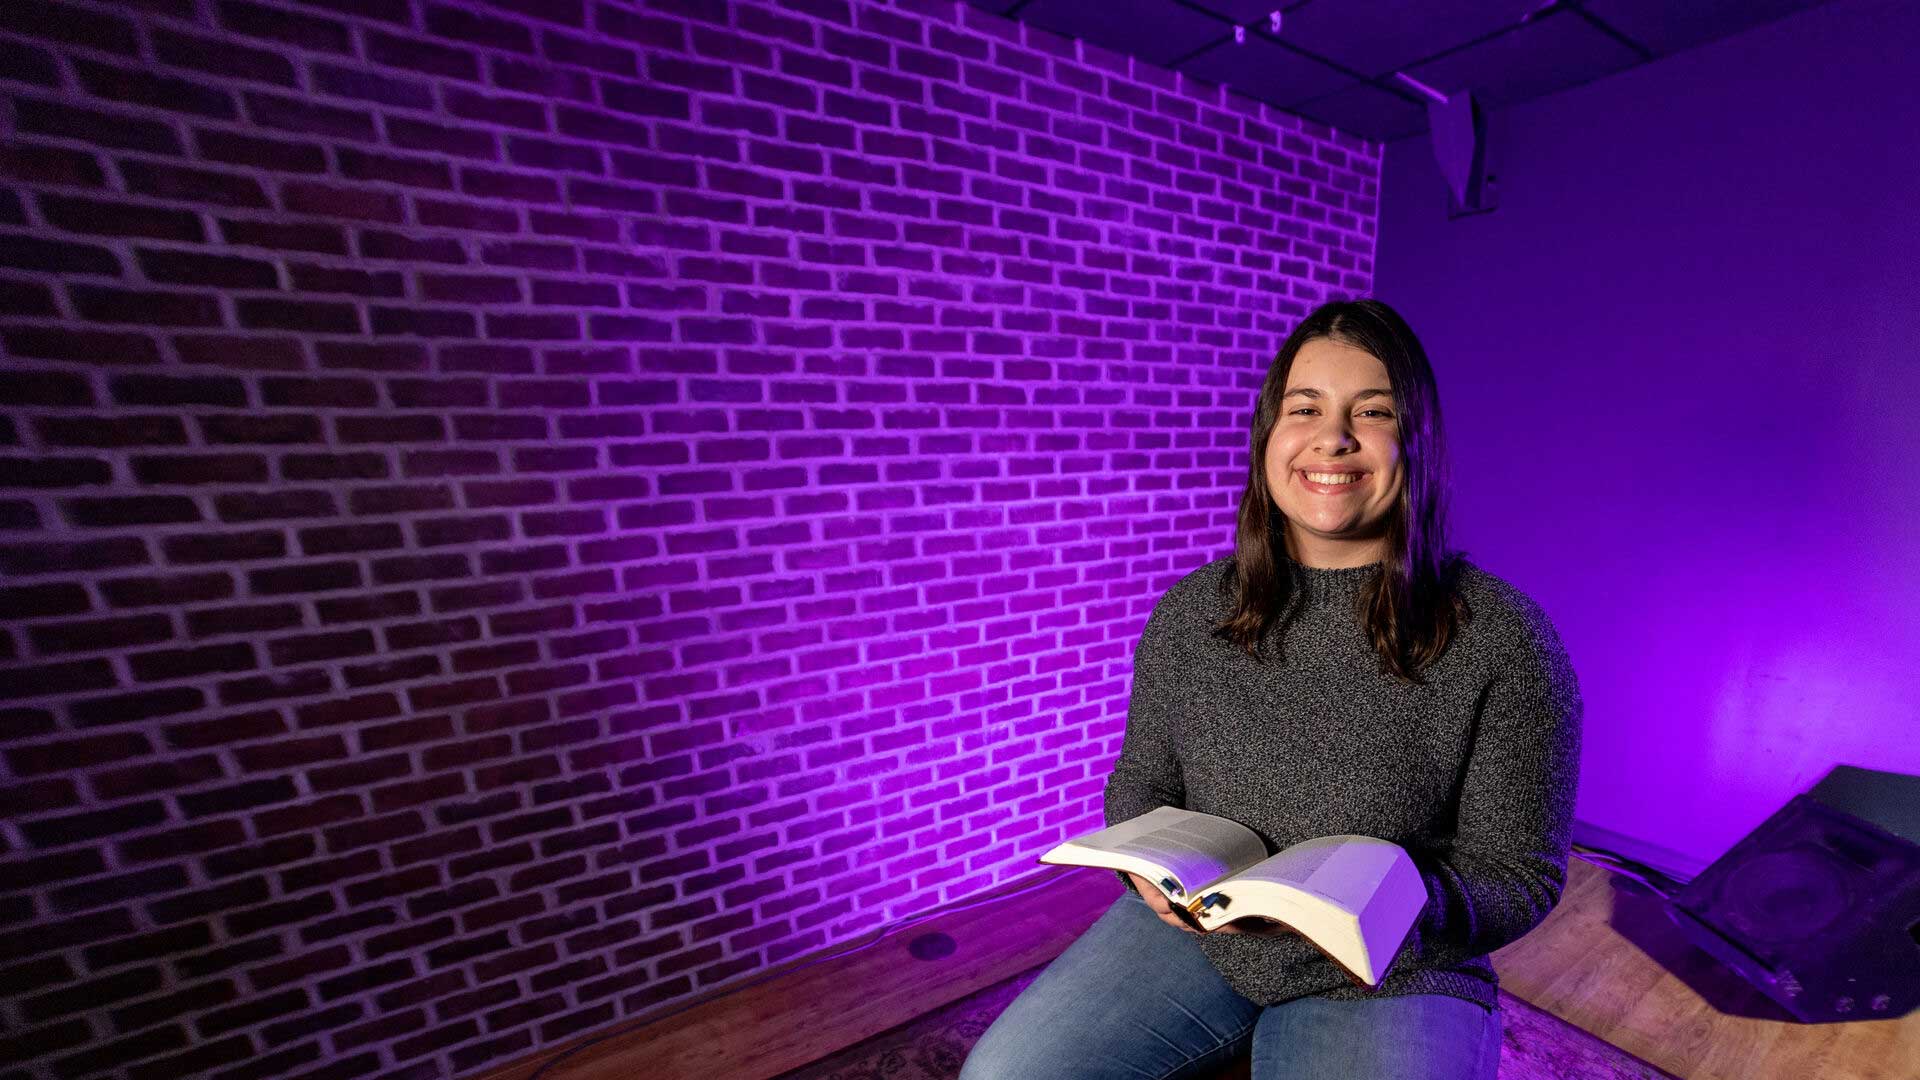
[{"xmin": 1104, "ymin": 553, "xmax": 1583, "ymax": 1012}]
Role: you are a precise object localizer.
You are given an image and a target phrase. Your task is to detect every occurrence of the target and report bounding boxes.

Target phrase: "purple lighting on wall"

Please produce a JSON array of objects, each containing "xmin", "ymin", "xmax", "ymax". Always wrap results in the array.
[{"xmin": 1378, "ymin": 0, "xmax": 1920, "ymax": 880}]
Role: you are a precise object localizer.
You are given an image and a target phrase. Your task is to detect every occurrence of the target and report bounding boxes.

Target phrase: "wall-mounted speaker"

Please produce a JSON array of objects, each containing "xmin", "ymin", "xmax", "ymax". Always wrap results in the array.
[
  {"xmin": 1426, "ymin": 90, "xmax": 1497, "ymax": 218},
  {"xmin": 1665, "ymin": 767, "xmax": 1920, "ymax": 1022}
]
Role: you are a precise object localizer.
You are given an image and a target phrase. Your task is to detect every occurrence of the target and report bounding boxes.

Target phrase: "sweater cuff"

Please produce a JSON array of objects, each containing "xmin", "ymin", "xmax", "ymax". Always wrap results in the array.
[{"xmin": 1416, "ymin": 864, "xmax": 1447, "ymax": 939}]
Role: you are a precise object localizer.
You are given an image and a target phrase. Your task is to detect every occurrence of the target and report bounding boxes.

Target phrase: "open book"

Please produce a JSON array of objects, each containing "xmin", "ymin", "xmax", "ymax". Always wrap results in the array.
[{"xmin": 1039, "ymin": 805, "xmax": 1429, "ymax": 988}]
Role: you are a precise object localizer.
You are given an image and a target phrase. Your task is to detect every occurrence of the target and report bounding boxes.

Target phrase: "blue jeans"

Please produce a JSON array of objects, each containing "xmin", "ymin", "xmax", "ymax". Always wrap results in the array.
[{"xmin": 957, "ymin": 888, "xmax": 1502, "ymax": 1080}]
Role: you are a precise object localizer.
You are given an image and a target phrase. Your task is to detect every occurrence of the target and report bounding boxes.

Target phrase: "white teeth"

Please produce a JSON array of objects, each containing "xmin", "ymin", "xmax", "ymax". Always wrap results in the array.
[{"xmin": 1304, "ymin": 472, "xmax": 1361, "ymax": 485}]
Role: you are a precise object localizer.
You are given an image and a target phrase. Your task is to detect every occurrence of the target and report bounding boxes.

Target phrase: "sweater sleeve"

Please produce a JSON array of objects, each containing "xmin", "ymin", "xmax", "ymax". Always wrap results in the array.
[
  {"xmin": 1392, "ymin": 594, "xmax": 1583, "ymax": 972},
  {"xmin": 1102, "ymin": 595, "xmax": 1186, "ymax": 894}
]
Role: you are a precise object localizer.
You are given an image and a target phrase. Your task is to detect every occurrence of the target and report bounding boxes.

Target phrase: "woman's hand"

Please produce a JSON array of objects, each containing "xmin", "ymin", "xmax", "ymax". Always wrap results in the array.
[
  {"xmin": 1125, "ymin": 874, "xmax": 1298, "ymax": 937},
  {"xmin": 1124, "ymin": 872, "xmax": 1201, "ymax": 933}
]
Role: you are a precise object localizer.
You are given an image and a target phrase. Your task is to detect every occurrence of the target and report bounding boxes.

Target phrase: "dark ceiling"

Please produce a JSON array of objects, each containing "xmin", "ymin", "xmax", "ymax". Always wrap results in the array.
[{"xmin": 960, "ymin": 0, "xmax": 1834, "ymax": 142}]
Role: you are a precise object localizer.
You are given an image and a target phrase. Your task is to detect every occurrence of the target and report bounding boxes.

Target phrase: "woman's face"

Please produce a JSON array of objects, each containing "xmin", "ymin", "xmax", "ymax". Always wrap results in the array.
[{"xmin": 1263, "ymin": 337, "xmax": 1404, "ymax": 567}]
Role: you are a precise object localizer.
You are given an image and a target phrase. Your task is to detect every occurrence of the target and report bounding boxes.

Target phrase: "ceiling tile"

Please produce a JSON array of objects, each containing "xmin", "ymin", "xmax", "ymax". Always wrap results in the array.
[
  {"xmin": 1274, "ymin": 0, "xmax": 1546, "ymax": 79},
  {"xmin": 1403, "ymin": 8, "xmax": 1642, "ymax": 110},
  {"xmin": 1579, "ymin": 0, "xmax": 1833, "ymax": 57},
  {"xmin": 1177, "ymin": 34, "xmax": 1355, "ymax": 106},
  {"xmin": 1183, "ymin": 0, "xmax": 1291, "ymax": 24},
  {"xmin": 1289, "ymin": 82, "xmax": 1430, "ymax": 143},
  {"xmin": 959, "ymin": 0, "xmax": 1829, "ymax": 127},
  {"xmin": 1017, "ymin": 0, "xmax": 1230, "ymax": 68}
]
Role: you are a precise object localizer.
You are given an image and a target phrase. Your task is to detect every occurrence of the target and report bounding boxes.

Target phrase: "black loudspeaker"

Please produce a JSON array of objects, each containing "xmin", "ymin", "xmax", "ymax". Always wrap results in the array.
[
  {"xmin": 1426, "ymin": 90, "xmax": 1497, "ymax": 218},
  {"xmin": 1666, "ymin": 766, "xmax": 1920, "ymax": 1022}
]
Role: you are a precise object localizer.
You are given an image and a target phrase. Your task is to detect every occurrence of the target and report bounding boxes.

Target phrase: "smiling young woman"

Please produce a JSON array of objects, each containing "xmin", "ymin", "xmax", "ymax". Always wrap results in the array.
[
  {"xmin": 1224, "ymin": 298, "xmax": 1471, "ymax": 684},
  {"xmin": 959, "ymin": 297, "xmax": 1580, "ymax": 1080}
]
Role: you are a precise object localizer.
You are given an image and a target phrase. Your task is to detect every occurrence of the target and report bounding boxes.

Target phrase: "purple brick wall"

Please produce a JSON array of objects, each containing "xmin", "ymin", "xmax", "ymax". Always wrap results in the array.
[{"xmin": 0, "ymin": 1, "xmax": 1380, "ymax": 1077}]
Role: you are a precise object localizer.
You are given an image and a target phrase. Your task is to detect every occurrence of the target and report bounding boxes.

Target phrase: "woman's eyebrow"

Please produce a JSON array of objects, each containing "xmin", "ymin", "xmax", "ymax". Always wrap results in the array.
[{"xmin": 1283, "ymin": 387, "xmax": 1394, "ymax": 401}]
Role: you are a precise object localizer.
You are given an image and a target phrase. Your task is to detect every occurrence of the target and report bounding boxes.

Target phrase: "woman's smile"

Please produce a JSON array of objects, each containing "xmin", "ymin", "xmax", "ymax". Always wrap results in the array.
[{"xmin": 1298, "ymin": 468, "xmax": 1369, "ymax": 494}]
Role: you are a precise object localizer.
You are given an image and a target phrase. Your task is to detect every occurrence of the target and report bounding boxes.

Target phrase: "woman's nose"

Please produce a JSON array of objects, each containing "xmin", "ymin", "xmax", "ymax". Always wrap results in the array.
[{"xmin": 1314, "ymin": 415, "xmax": 1358, "ymax": 451}]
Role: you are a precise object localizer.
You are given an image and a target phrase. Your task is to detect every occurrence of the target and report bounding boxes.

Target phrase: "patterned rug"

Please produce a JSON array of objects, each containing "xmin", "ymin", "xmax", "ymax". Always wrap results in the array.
[{"xmin": 774, "ymin": 964, "xmax": 1679, "ymax": 1079}]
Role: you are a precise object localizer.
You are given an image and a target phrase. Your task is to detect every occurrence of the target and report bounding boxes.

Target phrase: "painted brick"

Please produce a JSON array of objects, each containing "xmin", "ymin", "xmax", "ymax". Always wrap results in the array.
[{"xmin": 0, "ymin": 1, "xmax": 1378, "ymax": 1077}]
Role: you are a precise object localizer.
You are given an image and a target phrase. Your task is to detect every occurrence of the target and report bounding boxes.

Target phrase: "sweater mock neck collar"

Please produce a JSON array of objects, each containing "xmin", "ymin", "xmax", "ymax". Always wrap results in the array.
[{"xmin": 1284, "ymin": 554, "xmax": 1381, "ymax": 605}]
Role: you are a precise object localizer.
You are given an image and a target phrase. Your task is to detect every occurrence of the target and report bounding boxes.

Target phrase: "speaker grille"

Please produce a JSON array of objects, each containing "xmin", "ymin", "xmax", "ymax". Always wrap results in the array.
[{"xmin": 1715, "ymin": 847, "xmax": 1853, "ymax": 945}]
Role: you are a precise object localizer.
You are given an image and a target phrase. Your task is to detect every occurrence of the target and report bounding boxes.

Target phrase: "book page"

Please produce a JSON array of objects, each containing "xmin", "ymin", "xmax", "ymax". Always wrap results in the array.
[
  {"xmin": 1227, "ymin": 836, "xmax": 1393, "ymax": 912},
  {"xmin": 1242, "ymin": 838, "xmax": 1340, "ymax": 889},
  {"xmin": 1055, "ymin": 806, "xmax": 1269, "ymax": 894}
]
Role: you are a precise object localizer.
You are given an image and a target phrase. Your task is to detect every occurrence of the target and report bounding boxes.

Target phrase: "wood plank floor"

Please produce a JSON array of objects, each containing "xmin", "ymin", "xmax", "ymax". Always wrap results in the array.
[
  {"xmin": 1487, "ymin": 857, "xmax": 1915, "ymax": 1080},
  {"xmin": 473, "ymin": 868, "xmax": 1110, "ymax": 1080},
  {"xmin": 482, "ymin": 856, "xmax": 1916, "ymax": 1080}
]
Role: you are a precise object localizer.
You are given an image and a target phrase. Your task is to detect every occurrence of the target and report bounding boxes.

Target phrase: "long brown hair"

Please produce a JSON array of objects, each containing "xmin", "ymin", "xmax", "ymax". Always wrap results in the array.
[{"xmin": 1214, "ymin": 298, "xmax": 1470, "ymax": 684}]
